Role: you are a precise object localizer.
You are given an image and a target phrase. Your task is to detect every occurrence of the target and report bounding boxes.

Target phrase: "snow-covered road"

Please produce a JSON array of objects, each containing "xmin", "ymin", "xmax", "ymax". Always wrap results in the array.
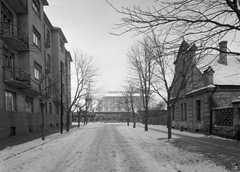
[{"xmin": 0, "ymin": 123, "xmax": 235, "ymax": 172}]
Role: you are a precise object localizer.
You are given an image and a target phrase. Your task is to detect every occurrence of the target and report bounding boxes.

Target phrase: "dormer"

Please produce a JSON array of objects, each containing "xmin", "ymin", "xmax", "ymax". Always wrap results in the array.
[{"xmin": 203, "ymin": 66, "xmax": 214, "ymax": 86}]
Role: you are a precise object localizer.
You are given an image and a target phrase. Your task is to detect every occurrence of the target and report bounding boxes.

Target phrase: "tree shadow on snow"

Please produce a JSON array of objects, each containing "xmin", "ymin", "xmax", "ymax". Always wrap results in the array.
[{"xmin": 0, "ymin": 125, "xmax": 77, "ymax": 151}]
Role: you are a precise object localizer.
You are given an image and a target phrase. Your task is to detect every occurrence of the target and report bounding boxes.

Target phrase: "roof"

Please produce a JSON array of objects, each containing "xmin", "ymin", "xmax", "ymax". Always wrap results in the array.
[
  {"xmin": 43, "ymin": 12, "xmax": 54, "ymax": 29},
  {"xmin": 41, "ymin": 0, "xmax": 49, "ymax": 5},
  {"xmin": 104, "ymin": 91, "xmax": 141, "ymax": 98},
  {"xmin": 197, "ymin": 54, "xmax": 240, "ymax": 86},
  {"xmin": 65, "ymin": 49, "xmax": 73, "ymax": 62},
  {"xmin": 52, "ymin": 27, "xmax": 68, "ymax": 43}
]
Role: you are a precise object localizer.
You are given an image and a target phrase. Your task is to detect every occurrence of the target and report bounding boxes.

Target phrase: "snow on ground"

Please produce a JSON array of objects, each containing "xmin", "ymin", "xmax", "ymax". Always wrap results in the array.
[
  {"xmin": 0, "ymin": 122, "xmax": 237, "ymax": 172},
  {"xmin": 118, "ymin": 124, "xmax": 231, "ymax": 172}
]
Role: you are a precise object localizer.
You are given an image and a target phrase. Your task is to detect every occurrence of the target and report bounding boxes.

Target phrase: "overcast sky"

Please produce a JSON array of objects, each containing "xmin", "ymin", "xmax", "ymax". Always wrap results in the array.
[
  {"xmin": 44, "ymin": 0, "xmax": 240, "ymax": 97},
  {"xmin": 44, "ymin": 0, "xmax": 157, "ymax": 95}
]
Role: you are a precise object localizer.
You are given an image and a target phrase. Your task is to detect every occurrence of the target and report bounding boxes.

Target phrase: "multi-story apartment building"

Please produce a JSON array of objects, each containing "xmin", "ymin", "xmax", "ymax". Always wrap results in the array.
[{"xmin": 0, "ymin": 0, "xmax": 72, "ymax": 139}]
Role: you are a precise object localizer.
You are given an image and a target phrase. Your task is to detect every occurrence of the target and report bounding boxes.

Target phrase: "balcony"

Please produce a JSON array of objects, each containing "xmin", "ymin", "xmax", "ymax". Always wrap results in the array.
[
  {"xmin": 3, "ymin": 66, "xmax": 31, "ymax": 89},
  {"xmin": 0, "ymin": 22, "xmax": 29, "ymax": 51},
  {"xmin": 7, "ymin": 0, "xmax": 28, "ymax": 14}
]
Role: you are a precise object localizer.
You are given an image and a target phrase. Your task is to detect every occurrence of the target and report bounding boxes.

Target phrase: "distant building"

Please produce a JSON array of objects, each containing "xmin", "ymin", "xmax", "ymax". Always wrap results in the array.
[
  {"xmin": 0, "ymin": 0, "xmax": 72, "ymax": 139},
  {"xmin": 96, "ymin": 91, "xmax": 142, "ymax": 122},
  {"xmin": 171, "ymin": 40, "xmax": 240, "ymax": 138}
]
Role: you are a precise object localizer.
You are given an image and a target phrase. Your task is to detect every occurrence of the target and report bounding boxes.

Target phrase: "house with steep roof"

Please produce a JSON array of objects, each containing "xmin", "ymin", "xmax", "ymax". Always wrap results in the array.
[{"xmin": 171, "ymin": 40, "xmax": 240, "ymax": 138}]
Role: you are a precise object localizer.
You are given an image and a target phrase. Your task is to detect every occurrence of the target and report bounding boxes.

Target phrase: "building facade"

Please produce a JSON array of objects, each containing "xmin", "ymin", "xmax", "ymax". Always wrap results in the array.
[
  {"xmin": 96, "ymin": 91, "xmax": 142, "ymax": 122},
  {"xmin": 171, "ymin": 40, "xmax": 240, "ymax": 138},
  {"xmin": 0, "ymin": 0, "xmax": 71, "ymax": 139}
]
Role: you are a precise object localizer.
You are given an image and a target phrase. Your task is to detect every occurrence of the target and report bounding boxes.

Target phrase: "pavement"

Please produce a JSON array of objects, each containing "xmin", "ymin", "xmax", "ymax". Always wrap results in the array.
[{"xmin": 0, "ymin": 125, "xmax": 78, "ymax": 151}]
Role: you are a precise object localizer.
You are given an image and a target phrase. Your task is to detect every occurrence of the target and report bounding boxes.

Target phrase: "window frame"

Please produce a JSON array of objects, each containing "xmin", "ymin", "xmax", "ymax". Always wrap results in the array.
[
  {"xmin": 5, "ymin": 90, "xmax": 16, "ymax": 111},
  {"xmin": 26, "ymin": 96, "xmax": 33, "ymax": 113},
  {"xmin": 49, "ymin": 102, "xmax": 52, "ymax": 114},
  {"xmin": 32, "ymin": 0, "xmax": 40, "ymax": 17},
  {"xmin": 34, "ymin": 62, "xmax": 42, "ymax": 80},
  {"xmin": 59, "ymin": 39, "xmax": 64, "ymax": 52},
  {"xmin": 171, "ymin": 105, "xmax": 175, "ymax": 120},
  {"xmin": 55, "ymin": 103, "xmax": 59, "ymax": 115},
  {"xmin": 3, "ymin": 47, "xmax": 14, "ymax": 68},
  {"xmin": 45, "ymin": 101, "xmax": 47, "ymax": 114},
  {"xmin": 33, "ymin": 27, "xmax": 41, "ymax": 48},
  {"xmin": 180, "ymin": 103, "xmax": 183, "ymax": 121},
  {"xmin": 196, "ymin": 100, "xmax": 201, "ymax": 121},
  {"xmin": 184, "ymin": 102, "xmax": 187, "ymax": 121}
]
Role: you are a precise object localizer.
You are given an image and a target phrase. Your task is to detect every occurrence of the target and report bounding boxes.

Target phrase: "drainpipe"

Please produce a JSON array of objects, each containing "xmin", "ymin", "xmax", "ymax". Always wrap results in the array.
[{"xmin": 209, "ymin": 85, "xmax": 218, "ymax": 135}]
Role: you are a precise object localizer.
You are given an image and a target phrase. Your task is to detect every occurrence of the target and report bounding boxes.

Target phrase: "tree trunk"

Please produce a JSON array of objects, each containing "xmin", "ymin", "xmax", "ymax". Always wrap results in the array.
[
  {"xmin": 133, "ymin": 113, "xmax": 136, "ymax": 128},
  {"xmin": 66, "ymin": 111, "xmax": 70, "ymax": 132},
  {"xmin": 78, "ymin": 110, "xmax": 80, "ymax": 127},
  {"xmin": 40, "ymin": 102, "xmax": 45, "ymax": 140},
  {"xmin": 145, "ymin": 108, "xmax": 148, "ymax": 131},
  {"xmin": 127, "ymin": 112, "xmax": 130, "ymax": 126},
  {"xmin": 167, "ymin": 105, "xmax": 172, "ymax": 140}
]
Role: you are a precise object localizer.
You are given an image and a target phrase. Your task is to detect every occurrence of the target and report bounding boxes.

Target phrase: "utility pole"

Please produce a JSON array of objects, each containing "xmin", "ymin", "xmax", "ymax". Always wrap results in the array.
[{"xmin": 60, "ymin": 62, "xmax": 63, "ymax": 134}]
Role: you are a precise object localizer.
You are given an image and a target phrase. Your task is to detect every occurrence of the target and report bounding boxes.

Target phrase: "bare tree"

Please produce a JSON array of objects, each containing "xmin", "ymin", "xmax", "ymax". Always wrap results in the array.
[
  {"xmin": 108, "ymin": 0, "xmax": 240, "ymax": 55},
  {"xmin": 118, "ymin": 91, "xmax": 131, "ymax": 126},
  {"xmin": 84, "ymin": 83, "xmax": 96, "ymax": 125},
  {"xmin": 54, "ymin": 50, "xmax": 99, "ymax": 132},
  {"xmin": 31, "ymin": 71, "xmax": 59, "ymax": 140},
  {"xmin": 127, "ymin": 37, "xmax": 155, "ymax": 131},
  {"xmin": 107, "ymin": 0, "xmax": 240, "ymax": 139},
  {"xmin": 146, "ymin": 31, "xmax": 205, "ymax": 139},
  {"xmin": 122, "ymin": 80, "xmax": 142, "ymax": 128}
]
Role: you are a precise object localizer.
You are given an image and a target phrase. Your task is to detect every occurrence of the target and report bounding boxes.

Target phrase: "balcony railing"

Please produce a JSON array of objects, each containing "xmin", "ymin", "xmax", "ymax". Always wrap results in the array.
[
  {"xmin": 3, "ymin": 66, "xmax": 31, "ymax": 88},
  {"xmin": 7, "ymin": 0, "xmax": 28, "ymax": 13},
  {"xmin": 0, "ymin": 22, "xmax": 29, "ymax": 51}
]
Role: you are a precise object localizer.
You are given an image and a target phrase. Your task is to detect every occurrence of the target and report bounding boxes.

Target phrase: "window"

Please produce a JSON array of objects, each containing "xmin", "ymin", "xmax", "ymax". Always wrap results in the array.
[
  {"xmin": 184, "ymin": 103, "xmax": 187, "ymax": 121},
  {"xmin": 180, "ymin": 103, "xmax": 183, "ymax": 121},
  {"xmin": 238, "ymin": 108, "xmax": 240, "ymax": 120},
  {"xmin": 48, "ymin": 78, "xmax": 52, "ymax": 95},
  {"xmin": 26, "ymin": 96, "xmax": 33, "ymax": 112},
  {"xmin": 45, "ymin": 101, "xmax": 47, "ymax": 114},
  {"xmin": 46, "ymin": 29, "xmax": 50, "ymax": 44},
  {"xmin": 34, "ymin": 62, "xmax": 42, "ymax": 80},
  {"xmin": 62, "ymin": 84, "xmax": 65, "ymax": 96},
  {"xmin": 171, "ymin": 105, "xmax": 175, "ymax": 120},
  {"xmin": 33, "ymin": 27, "xmax": 41, "ymax": 48},
  {"xmin": 3, "ymin": 47, "xmax": 14, "ymax": 68},
  {"xmin": 46, "ymin": 54, "xmax": 51, "ymax": 71},
  {"xmin": 49, "ymin": 103, "xmax": 52, "ymax": 114},
  {"xmin": 55, "ymin": 104, "xmax": 59, "ymax": 115},
  {"xmin": 60, "ymin": 61, "xmax": 64, "ymax": 73},
  {"xmin": 60, "ymin": 39, "xmax": 64, "ymax": 52},
  {"xmin": 5, "ymin": 91, "xmax": 16, "ymax": 111},
  {"xmin": 32, "ymin": 0, "xmax": 40, "ymax": 17},
  {"xmin": 1, "ymin": 2, "xmax": 13, "ymax": 36},
  {"xmin": 196, "ymin": 100, "xmax": 201, "ymax": 121}
]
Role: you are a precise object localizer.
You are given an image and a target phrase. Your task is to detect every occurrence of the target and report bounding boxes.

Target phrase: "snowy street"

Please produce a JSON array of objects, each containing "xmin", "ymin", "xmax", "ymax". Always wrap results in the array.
[{"xmin": 0, "ymin": 123, "xmax": 239, "ymax": 172}]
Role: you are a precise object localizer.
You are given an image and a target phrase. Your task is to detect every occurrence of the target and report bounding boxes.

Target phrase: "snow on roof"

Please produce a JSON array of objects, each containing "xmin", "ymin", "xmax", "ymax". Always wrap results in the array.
[
  {"xmin": 197, "ymin": 54, "xmax": 240, "ymax": 86},
  {"xmin": 104, "ymin": 91, "xmax": 141, "ymax": 98}
]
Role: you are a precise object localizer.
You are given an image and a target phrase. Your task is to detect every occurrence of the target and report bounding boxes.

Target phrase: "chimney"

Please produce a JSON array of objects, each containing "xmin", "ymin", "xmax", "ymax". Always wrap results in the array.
[{"xmin": 219, "ymin": 41, "xmax": 228, "ymax": 65}]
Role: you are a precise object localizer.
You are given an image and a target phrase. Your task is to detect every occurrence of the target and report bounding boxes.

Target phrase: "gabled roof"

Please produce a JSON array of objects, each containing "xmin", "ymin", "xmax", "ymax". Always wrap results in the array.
[
  {"xmin": 41, "ymin": 0, "xmax": 49, "ymax": 5},
  {"xmin": 174, "ymin": 40, "xmax": 197, "ymax": 64},
  {"xmin": 197, "ymin": 54, "xmax": 240, "ymax": 86},
  {"xmin": 174, "ymin": 40, "xmax": 189, "ymax": 64}
]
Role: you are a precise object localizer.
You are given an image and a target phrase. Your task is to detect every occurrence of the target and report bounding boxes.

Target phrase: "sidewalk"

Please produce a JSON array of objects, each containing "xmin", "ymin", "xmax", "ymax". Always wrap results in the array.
[{"xmin": 0, "ymin": 124, "xmax": 79, "ymax": 151}]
